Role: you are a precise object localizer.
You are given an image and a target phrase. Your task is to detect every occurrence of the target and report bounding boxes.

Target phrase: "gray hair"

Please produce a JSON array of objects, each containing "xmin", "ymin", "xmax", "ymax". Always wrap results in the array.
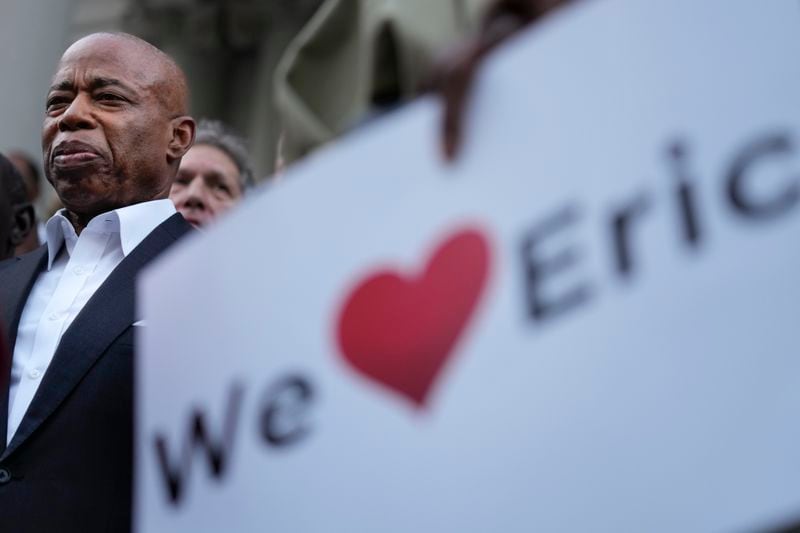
[{"xmin": 194, "ymin": 119, "xmax": 255, "ymax": 192}]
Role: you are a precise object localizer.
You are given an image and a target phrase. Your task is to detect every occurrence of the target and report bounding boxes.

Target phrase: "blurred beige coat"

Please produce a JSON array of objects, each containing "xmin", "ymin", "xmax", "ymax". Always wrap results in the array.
[{"xmin": 274, "ymin": 0, "xmax": 492, "ymax": 165}]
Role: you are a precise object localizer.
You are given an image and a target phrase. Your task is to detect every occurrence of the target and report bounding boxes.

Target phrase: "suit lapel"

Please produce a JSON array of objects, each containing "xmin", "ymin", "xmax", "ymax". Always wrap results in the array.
[
  {"xmin": 0, "ymin": 247, "xmax": 48, "ymax": 349},
  {"xmin": 2, "ymin": 214, "xmax": 192, "ymax": 459},
  {"xmin": 0, "ymin": 247, "xmax": 47, "ymax": 454}
]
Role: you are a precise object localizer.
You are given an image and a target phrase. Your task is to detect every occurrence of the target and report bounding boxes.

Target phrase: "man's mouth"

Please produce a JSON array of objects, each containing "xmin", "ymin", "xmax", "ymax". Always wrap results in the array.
[
  {"xmin": 183, "ymin": 215, "xmax": 203, "ymax": 228},
  {"xmin": 52, "ymin": 141, "xmax": 102, "ymax": 169},
  {"xmin": 54, "ymin": 152, "xmax": 99, "ymax": 166}
]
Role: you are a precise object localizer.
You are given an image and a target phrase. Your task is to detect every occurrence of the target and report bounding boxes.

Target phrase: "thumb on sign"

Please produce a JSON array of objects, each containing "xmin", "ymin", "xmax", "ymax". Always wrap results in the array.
[{"xmin": 429, "ymin": 0, "xmax": 573, "ymax": 161}]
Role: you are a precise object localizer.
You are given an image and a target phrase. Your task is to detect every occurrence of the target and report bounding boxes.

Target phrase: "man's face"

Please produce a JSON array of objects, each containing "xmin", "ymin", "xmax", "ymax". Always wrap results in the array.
[
  {"xmin": 169, "ymin": 144, "xmax": 243, "ymax": 227},
  {"xmin": 42, "ymin": 36, "xmax": 177, "ymax": 219}
]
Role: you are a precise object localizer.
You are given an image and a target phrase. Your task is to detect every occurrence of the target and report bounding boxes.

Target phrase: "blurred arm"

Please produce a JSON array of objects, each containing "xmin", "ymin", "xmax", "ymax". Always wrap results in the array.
[{"xmin": 432, "ymin": 0, "xmax": 573, "ymax": 161}]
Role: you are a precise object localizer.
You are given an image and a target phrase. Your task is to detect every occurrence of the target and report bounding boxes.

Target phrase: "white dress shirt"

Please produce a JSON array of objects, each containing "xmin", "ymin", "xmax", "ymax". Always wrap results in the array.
[{"xmin": 6, "ymin": 199, "xmax": 176, "ymax": 444}]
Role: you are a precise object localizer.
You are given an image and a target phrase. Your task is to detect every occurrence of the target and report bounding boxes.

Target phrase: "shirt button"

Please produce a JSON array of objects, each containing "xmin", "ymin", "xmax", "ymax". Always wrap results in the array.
[
  {"xmin": 28, "ymin": 368, "xmax": 42, "ymax": 379},
  {"xmin": 48, "ymin": 313, "xmax": 60, "ymax": 321},
  {"xmin": 73, "ymin": 266, "xmax": 85, "ymax": 275}
]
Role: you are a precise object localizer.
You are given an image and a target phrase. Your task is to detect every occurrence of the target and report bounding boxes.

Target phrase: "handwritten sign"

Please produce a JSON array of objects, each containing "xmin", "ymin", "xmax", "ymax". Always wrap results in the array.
[{"xmin": 136, "ymin": 0, "xmax": 800, "ymax": 531}]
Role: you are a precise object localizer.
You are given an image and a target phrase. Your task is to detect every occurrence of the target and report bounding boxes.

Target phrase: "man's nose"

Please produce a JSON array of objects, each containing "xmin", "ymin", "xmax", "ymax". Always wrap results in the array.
[
  {"xmin": 182, "ymin": 178, "xmax": 209, "ymax": 210},
  {"xmin": 58, "ymin": 94, "xmax": 97, "ymax": 132}
]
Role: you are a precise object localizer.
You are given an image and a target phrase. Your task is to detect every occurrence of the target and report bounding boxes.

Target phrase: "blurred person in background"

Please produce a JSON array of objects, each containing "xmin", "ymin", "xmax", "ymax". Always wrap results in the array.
[
  {"xmin": 7, "ymin": 151, "xmax": 43, "ymax": 254},
  {"xmin": 170, "ymin": 119, "xmax": 254, "ymax": 227},
  {"xmin": 0, "ymin": 156, "xmax": 22, "ymax": 467},
  {"xmin": 0, "ymin": 153, "xmax": 35, "ymax": 261},
  {"xmin": 7, "ymin": 151, "xmax": 41, "ymax": 210},
  {"xmin": 0, "ymin": 155, "xmax": 32, "ymax": 460}
]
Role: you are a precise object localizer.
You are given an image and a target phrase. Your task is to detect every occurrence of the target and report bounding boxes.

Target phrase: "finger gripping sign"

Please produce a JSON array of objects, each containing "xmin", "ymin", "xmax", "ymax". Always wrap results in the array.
[{"xmin": 137, "ymin": 0, "xmax": 800, "ymax": 532}]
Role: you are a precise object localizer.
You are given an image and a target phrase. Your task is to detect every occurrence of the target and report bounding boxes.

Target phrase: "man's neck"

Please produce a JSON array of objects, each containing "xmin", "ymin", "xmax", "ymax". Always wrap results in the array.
[{"xmin": 65, "ymin": 210, "xmax": 94, "ymax": 236}]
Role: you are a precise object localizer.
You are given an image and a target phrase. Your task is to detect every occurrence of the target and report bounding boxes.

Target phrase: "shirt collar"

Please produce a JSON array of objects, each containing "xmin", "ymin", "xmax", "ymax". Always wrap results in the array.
[{"xmin": 44, "ymin": 199, "xmax": 176, "ymax": 270}]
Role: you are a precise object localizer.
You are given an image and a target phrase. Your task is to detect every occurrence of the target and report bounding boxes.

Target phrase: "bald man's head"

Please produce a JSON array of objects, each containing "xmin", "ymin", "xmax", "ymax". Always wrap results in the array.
[
  {"xmin": 42, "ymin": 32, "xmax": 195, "ymax": 231},
  {"xmin": 64, "ymin": 33, "xmax": 191, "ymax": 116}
]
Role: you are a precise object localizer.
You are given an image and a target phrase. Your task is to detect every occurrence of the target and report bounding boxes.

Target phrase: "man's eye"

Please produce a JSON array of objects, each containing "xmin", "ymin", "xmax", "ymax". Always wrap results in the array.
[
  {"xmin": 97, "ymin": 93, "xmax": 125, "ymax": 102},
  {"xmin": 46, "ymin": 97, "xmax": 69, "ymax": 111}
]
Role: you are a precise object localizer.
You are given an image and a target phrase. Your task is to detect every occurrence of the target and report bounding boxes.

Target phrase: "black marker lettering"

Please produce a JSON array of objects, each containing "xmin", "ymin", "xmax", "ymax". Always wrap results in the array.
[
  {"xmin": 259, "ymin": 375, "xmax": 315, "ymax": 447},
  {"xmin": 520, "ymin": 205, "xmax": 592, "ymax": 322},
  {"xmin": 668, "ymin": 140, "xmax": 703, "ymax": 248},
  {"xmin": 153, "ymin": 382, "xmax": 244, "ymax": 505},
  {"xmin": 726, "ymin": 132, "xmax": 799, "ymax": 220},
  {"xmin": 610, "ymin": 193, "xmax": 651, "ymax": 279}
]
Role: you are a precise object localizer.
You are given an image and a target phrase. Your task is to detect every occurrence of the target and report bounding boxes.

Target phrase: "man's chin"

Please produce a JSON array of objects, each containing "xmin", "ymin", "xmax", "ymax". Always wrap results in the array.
[
  {"xmin": 179, "ymin": 213, "xmax": 205, "ymax": 228},
  {"xmin": 49, "ymin": 161, "xmax": 104, "ymax": 182},
  {"xmin": 56, "ymin": 189, "xmax": 116, "ymax": 220}
]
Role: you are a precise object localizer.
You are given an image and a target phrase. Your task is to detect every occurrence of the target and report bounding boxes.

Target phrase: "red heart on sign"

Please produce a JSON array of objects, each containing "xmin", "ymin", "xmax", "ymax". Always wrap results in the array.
[{"xmin": 336, "ymin": 228, "xmax": 491, "ymax": 408}]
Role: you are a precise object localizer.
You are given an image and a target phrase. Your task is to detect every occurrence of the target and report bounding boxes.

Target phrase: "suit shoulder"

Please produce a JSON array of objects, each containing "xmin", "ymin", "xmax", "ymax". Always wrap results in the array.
[
  {"xmin": 0, "ymin": 246, "xmax": 47, "ymax": 275},
  {"xmin": 157, "ymin": 213, "xmax": 195, "ymax": 243},
  {"xmin": 0, "ymin": 255, "xmax": 22, "ymax": 272}
]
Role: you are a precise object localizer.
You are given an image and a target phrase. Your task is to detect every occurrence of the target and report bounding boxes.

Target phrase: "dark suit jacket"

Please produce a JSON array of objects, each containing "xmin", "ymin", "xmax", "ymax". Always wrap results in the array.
[{"xmin": 0, "ymin": 213, "xmax": 192, "ymax": 533}]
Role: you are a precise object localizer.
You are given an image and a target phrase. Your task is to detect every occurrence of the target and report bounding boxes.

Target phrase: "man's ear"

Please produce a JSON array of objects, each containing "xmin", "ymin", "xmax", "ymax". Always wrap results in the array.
[
  {"xmin": 10, "ymin": 203, "xmax": 34, "ymax": 247},
  {"xmin": 167, "ymin": 116, "xmax": 196, "ymax": 163}
]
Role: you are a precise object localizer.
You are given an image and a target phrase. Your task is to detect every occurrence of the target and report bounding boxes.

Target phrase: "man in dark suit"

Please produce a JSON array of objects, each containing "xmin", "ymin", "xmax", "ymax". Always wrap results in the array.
[{"xmin": 0, "ymin": 32, "xmax": 195, "ymax": 532}]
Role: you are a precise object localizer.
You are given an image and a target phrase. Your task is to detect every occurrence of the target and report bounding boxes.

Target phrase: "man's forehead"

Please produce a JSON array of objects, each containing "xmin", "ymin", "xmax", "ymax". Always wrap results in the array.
[
  {"xmin": 50, "ymin": 63, "xmax": 148, "ymax": 91},
  {"xmin": 63, "ymin": 33, "xmax": 146, "ymax": 60},
  {"xmin": 53, "ymin": 37, "xmax": 160, "ymax": 87},
  {"xmin": 50, "ymin": 33, "xmax": 189, "ymax": 114}
]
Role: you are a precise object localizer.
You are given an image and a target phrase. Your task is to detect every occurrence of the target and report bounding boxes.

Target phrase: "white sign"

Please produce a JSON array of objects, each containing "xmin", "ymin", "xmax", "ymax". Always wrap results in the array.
[{"xmin": 137, "ymin": 1, "xmax": 800, "ymax": 531}]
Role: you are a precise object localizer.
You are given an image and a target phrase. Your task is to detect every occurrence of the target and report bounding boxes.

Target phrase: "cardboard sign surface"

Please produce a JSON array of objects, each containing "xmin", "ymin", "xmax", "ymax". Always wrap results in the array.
[{"xmin": 137, "ymin": 1, "xmax": 800, "ymax": 531}]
